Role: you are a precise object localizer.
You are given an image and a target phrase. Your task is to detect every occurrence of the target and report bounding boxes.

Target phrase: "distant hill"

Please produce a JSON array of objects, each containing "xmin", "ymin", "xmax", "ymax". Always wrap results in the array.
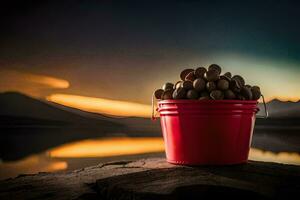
[
  {"xmin": 258, "ymin": 99, "xmax": 300, "ymax": 118},
  {"xmin": 0, "ymin": 92, "xmax": 160, "ymax": 135},
  {"xmin": 0, "ymin": 92, "xmax": 122, "ymax": 129}
]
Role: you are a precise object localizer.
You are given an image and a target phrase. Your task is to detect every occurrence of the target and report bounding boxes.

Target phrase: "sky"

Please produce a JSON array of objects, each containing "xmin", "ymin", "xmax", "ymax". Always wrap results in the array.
[{"xmin": 0, "ymin": 0, "xmax": 300, "ymax": 111}]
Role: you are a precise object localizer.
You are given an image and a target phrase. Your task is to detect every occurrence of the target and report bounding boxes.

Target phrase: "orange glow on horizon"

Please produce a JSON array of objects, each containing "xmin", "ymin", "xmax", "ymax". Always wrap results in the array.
[
  {"xmin": 47, "ymin": 93, "xmax": 152, "ymax": 118},
  {"xmin": 49, "ymin": 137, "xmax": 164, "ymax": 158}
]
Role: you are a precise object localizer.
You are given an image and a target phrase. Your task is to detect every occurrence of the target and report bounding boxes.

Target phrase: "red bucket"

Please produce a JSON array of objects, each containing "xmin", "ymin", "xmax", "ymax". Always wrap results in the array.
[{"xmin": 157, "ymin": 100, "xmax": 259, "ymax": 165}]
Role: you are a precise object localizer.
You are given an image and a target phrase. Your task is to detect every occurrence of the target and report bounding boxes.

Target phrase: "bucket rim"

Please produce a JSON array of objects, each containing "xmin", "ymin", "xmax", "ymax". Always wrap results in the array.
[{"xmin": 158, "ymin": 99, "xmax": 258, "ymax": 104}]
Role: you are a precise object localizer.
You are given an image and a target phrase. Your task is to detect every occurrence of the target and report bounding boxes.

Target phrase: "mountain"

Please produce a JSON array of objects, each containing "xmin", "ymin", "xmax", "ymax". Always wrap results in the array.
[
  {"xmin": 0, "ymin": 92, "xmax": 160, "ymax": 135},
  {"xmin": 0, "ymin": 92, "xmax": 118, "ymax": 126},
  {"xmin": 258, "ymin": 99, "xmax": 300, "ymax": 118}
]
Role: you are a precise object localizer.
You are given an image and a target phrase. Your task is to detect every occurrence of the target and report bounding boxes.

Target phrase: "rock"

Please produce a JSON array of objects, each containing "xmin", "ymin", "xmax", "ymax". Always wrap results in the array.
[{"xmin": 0, "ymin": 157, "xmax": 300, "ymax": 200}]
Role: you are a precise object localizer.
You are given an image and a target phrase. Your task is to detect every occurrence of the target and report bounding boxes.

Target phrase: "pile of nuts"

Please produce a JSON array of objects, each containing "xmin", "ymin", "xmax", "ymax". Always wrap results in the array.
[{"xmin": 154, "ymin": 64, "xmax": 261, "ymax": 100}]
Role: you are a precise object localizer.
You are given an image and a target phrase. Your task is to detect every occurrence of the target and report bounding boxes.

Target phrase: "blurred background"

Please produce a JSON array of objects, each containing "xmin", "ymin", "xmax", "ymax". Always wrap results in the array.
[{"xmin": 0, "ymin": 0, "xmax": 300, "ymax": 180}]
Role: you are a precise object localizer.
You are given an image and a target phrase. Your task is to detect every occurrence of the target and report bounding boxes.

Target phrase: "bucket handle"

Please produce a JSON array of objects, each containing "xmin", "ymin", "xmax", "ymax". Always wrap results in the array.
[{"xmin": 256, "ymin": 94, "xmax": 268, "ymax": 119}]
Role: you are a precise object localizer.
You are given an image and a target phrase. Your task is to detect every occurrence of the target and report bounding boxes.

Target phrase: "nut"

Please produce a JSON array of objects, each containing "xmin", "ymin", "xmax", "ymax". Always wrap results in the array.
[
  {"xmin": 186, "ymin": 89, "xmax": 199, "ymax": 99},
  {"xmin": 154, "ymin": 89, "xmax": 164, "ymax": 99},
  {"xmin": 224, "ymin": 89, "xmax": 236, "ymax": 99},
  {"xmin": 162, "ymin": 82, "xmax": 174, "ymax": 91},
  {"xmin": 194, "ymin": 67, "xmax": 207, "ymax": 78},
  {"xmin": 208, "ymin": 64, "xmax": 221, "ymax": 75},
  {"xmin": 161, "ymin": 89, "xmax": 174, "ymax": 100},
  {"xmin": 251, "ymin": 86, "xmax": 261, "ymax": 100},
  {"xmin": 232, "ymin": 75, "xmax": 245, "ymax": 87},
  {"xmin": 217, "ymin": 79, "xmax": 229, "ymax": 90},
  {"xmin": 180, "ymin": 69, "xmax": 194, "ymax": 81},
  {"xmin": 181, "ymin": 81, "xmax": 194, "ymax": 90},
  {"xmin": 241, "ymin": 86, "xmax": 253, "ymax": 100},
  {"xmin": 204, "ymin": 69, "xmax": 219, "ymax": 82},
  {"xmin": 193, "ymin": 78, "xmax": 206, "ymax": 92},
  {"xmin": 185, "ymin": 71, "xmax": 196, "ymax": 81},
  {"xmin": 210, "ymin": 90, "xmax": 224, "ymax": 100},
  {"xmin": 172, "ymin": 87, "xmax": 186, "ymax": 99},
  {"xmin": 206, "ymin": 81, "xmax": 217, "ymax": 92}
]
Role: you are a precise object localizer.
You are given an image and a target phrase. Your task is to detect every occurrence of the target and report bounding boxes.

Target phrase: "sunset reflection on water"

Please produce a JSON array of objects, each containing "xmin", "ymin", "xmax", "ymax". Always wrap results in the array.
[
  {"xmin": 48, "ymin": 137, "xmax": 300, "ymax": 165},
  {"xmin": 49, "ymin": 137, "xmax": 164, "ymax": 158},
  {"xmin": 0, "ymin": 154, "xmax": 67, "ymax": 179},
  {"xmin": 1, "ymin": 137, "xmax": 300, "ymax": 180}
]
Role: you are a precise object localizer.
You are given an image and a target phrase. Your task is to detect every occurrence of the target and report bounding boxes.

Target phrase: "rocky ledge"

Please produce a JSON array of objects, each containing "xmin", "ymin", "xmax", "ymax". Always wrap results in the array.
[{"xmin": 1, "ymin": 157, "xmax": 300, "ymax": 200}]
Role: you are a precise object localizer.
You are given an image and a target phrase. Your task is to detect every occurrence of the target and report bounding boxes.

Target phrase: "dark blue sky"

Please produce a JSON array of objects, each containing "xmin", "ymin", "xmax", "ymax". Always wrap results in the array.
[{"xmin": 1, "ymin": 0, "xmax": 299, "ymax": 102}]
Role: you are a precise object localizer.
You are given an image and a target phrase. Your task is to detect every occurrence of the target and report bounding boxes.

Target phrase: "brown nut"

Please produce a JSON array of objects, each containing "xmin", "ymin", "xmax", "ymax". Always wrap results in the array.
[
  {"xmin": 210, "ymin": 90, "xmax": 224, "ymax": 100},
  {"xmin": 193, "ymin": 78, "xmax": 206, "ymax": 92},
  {"xmin": 230, "ymin": 79, "xmax": 241, "ymax": 93},
  {"xmin": 236, "ymin": 94, "xmax": 246, "ymax": 100},
  {"xmin": 154, "ymin": 89, "xmax": 164, "ymax": 99},
  {"xmin": 161, "ymin": 89, "xmax": 174, "ymax": 100},
  {"xmin": 208, "ymin": 64, "xmax": 221, "ymax": 75},
  {"xmin": 181, "ymin": 81, "xmax": 193, "ymax": 90},
  {"xmin": 241, "ymin": 86, "xmax": 253, "ymax": 100},
  {"xmin": 174, "ymin": 81, "xmax": 182, "ymax": 89},
  {"xmin": 232, "ymin": 75, "xmax": 245, "ymax": 86},
  {"xmin": 199, "ymin": 96, "xmax": 211, "ymax": 100},
  {"xmin": 220, "ymin": 75, "xmax": 231, "ymax": 82},
  {"xmin": 180, "ymin": 69, "xmax": 194, "ymax": 81},
  {"xmin": 251, "ymin": 86, "xmax": 261, "ymax": 100},
  {"xmin": 185, "ymin": 71, "xmax": 196, "ymax": 81},
  {"xmin": 217, "ymin": 79, "xmax": 229, "ymax": 90},
  {"xmin": 194, "ymin": 67, "xmax": 207, "ymax": 78},
  {"xmin": 245, "ymin": 84, "xmax": 252, "ymax": 89},
  {"xmin": 223, "ymin": 72, "xmax": 232, "ymax": 78},
  {"xmin": 172, "ymin": 87, "xmax": 186, "ymax": 99},
  {"xmin": 200, "ymin": 91, "xmax": 210, "ymax": 97},
  {"xmin": 224, "ymin": 89, "xmax": 236, "ymax": 99},
  {"xmin": 206, "ymin": 81, "xmax": 217, "ymax": 92},
  {"xmin": 162, "ymin": 82, "xmax": 174, "ymax": 91},
  {"xmin": 204, "ymin": 69, "xmax": 219, "ymax": 82},
  {"xmin": 186, "ymin": 89, "xmax": 199, "ymax": 99}
]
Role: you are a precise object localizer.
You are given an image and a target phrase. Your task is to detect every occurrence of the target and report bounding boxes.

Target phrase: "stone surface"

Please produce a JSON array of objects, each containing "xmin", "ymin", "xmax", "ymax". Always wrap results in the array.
[{"xmin": 1, "ymin": 157, "xmax": 300, "ymax": 200}]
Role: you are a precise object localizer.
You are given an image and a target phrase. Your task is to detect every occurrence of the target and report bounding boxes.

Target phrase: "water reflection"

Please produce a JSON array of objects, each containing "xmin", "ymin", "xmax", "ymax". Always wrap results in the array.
[
  {"xmin": 249, "ymin": 148, "xmax": 300, "ymax": 165},
  {"xmin": 0, "ymin": 154, "xmax": 67, "ymax": 180},
  {"xmin": 1, "ymin": 137, "xmax": 299, "ymax": 180},
  {"xmin": 49, "ymin": 137, "xmax": 164, "ymax": 158}
]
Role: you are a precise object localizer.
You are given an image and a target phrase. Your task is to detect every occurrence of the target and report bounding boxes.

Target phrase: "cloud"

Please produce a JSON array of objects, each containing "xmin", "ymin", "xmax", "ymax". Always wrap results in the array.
[
  {"xmin": 47, "ymin": 93, "xmax": 151, "ymax": 118},
  {"xmin": 0, "ymin": 69, "xmax": 70, "ymax": 97},
  {"xmin": 25, "ymin": 73, "xmax": 69, "ymax": 89}
]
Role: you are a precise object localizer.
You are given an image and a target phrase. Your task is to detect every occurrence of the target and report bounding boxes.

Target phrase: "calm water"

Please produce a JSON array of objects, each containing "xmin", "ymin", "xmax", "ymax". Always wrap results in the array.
[{"xmin": 1, "ymin": 137, "xmax": 300, "ymax": 180}]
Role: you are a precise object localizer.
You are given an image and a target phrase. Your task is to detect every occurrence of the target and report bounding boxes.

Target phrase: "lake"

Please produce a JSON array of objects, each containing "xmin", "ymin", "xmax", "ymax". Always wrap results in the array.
[{"xmin": 1, "ymin": 137, "xmax": 300, "ymax": 180}]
